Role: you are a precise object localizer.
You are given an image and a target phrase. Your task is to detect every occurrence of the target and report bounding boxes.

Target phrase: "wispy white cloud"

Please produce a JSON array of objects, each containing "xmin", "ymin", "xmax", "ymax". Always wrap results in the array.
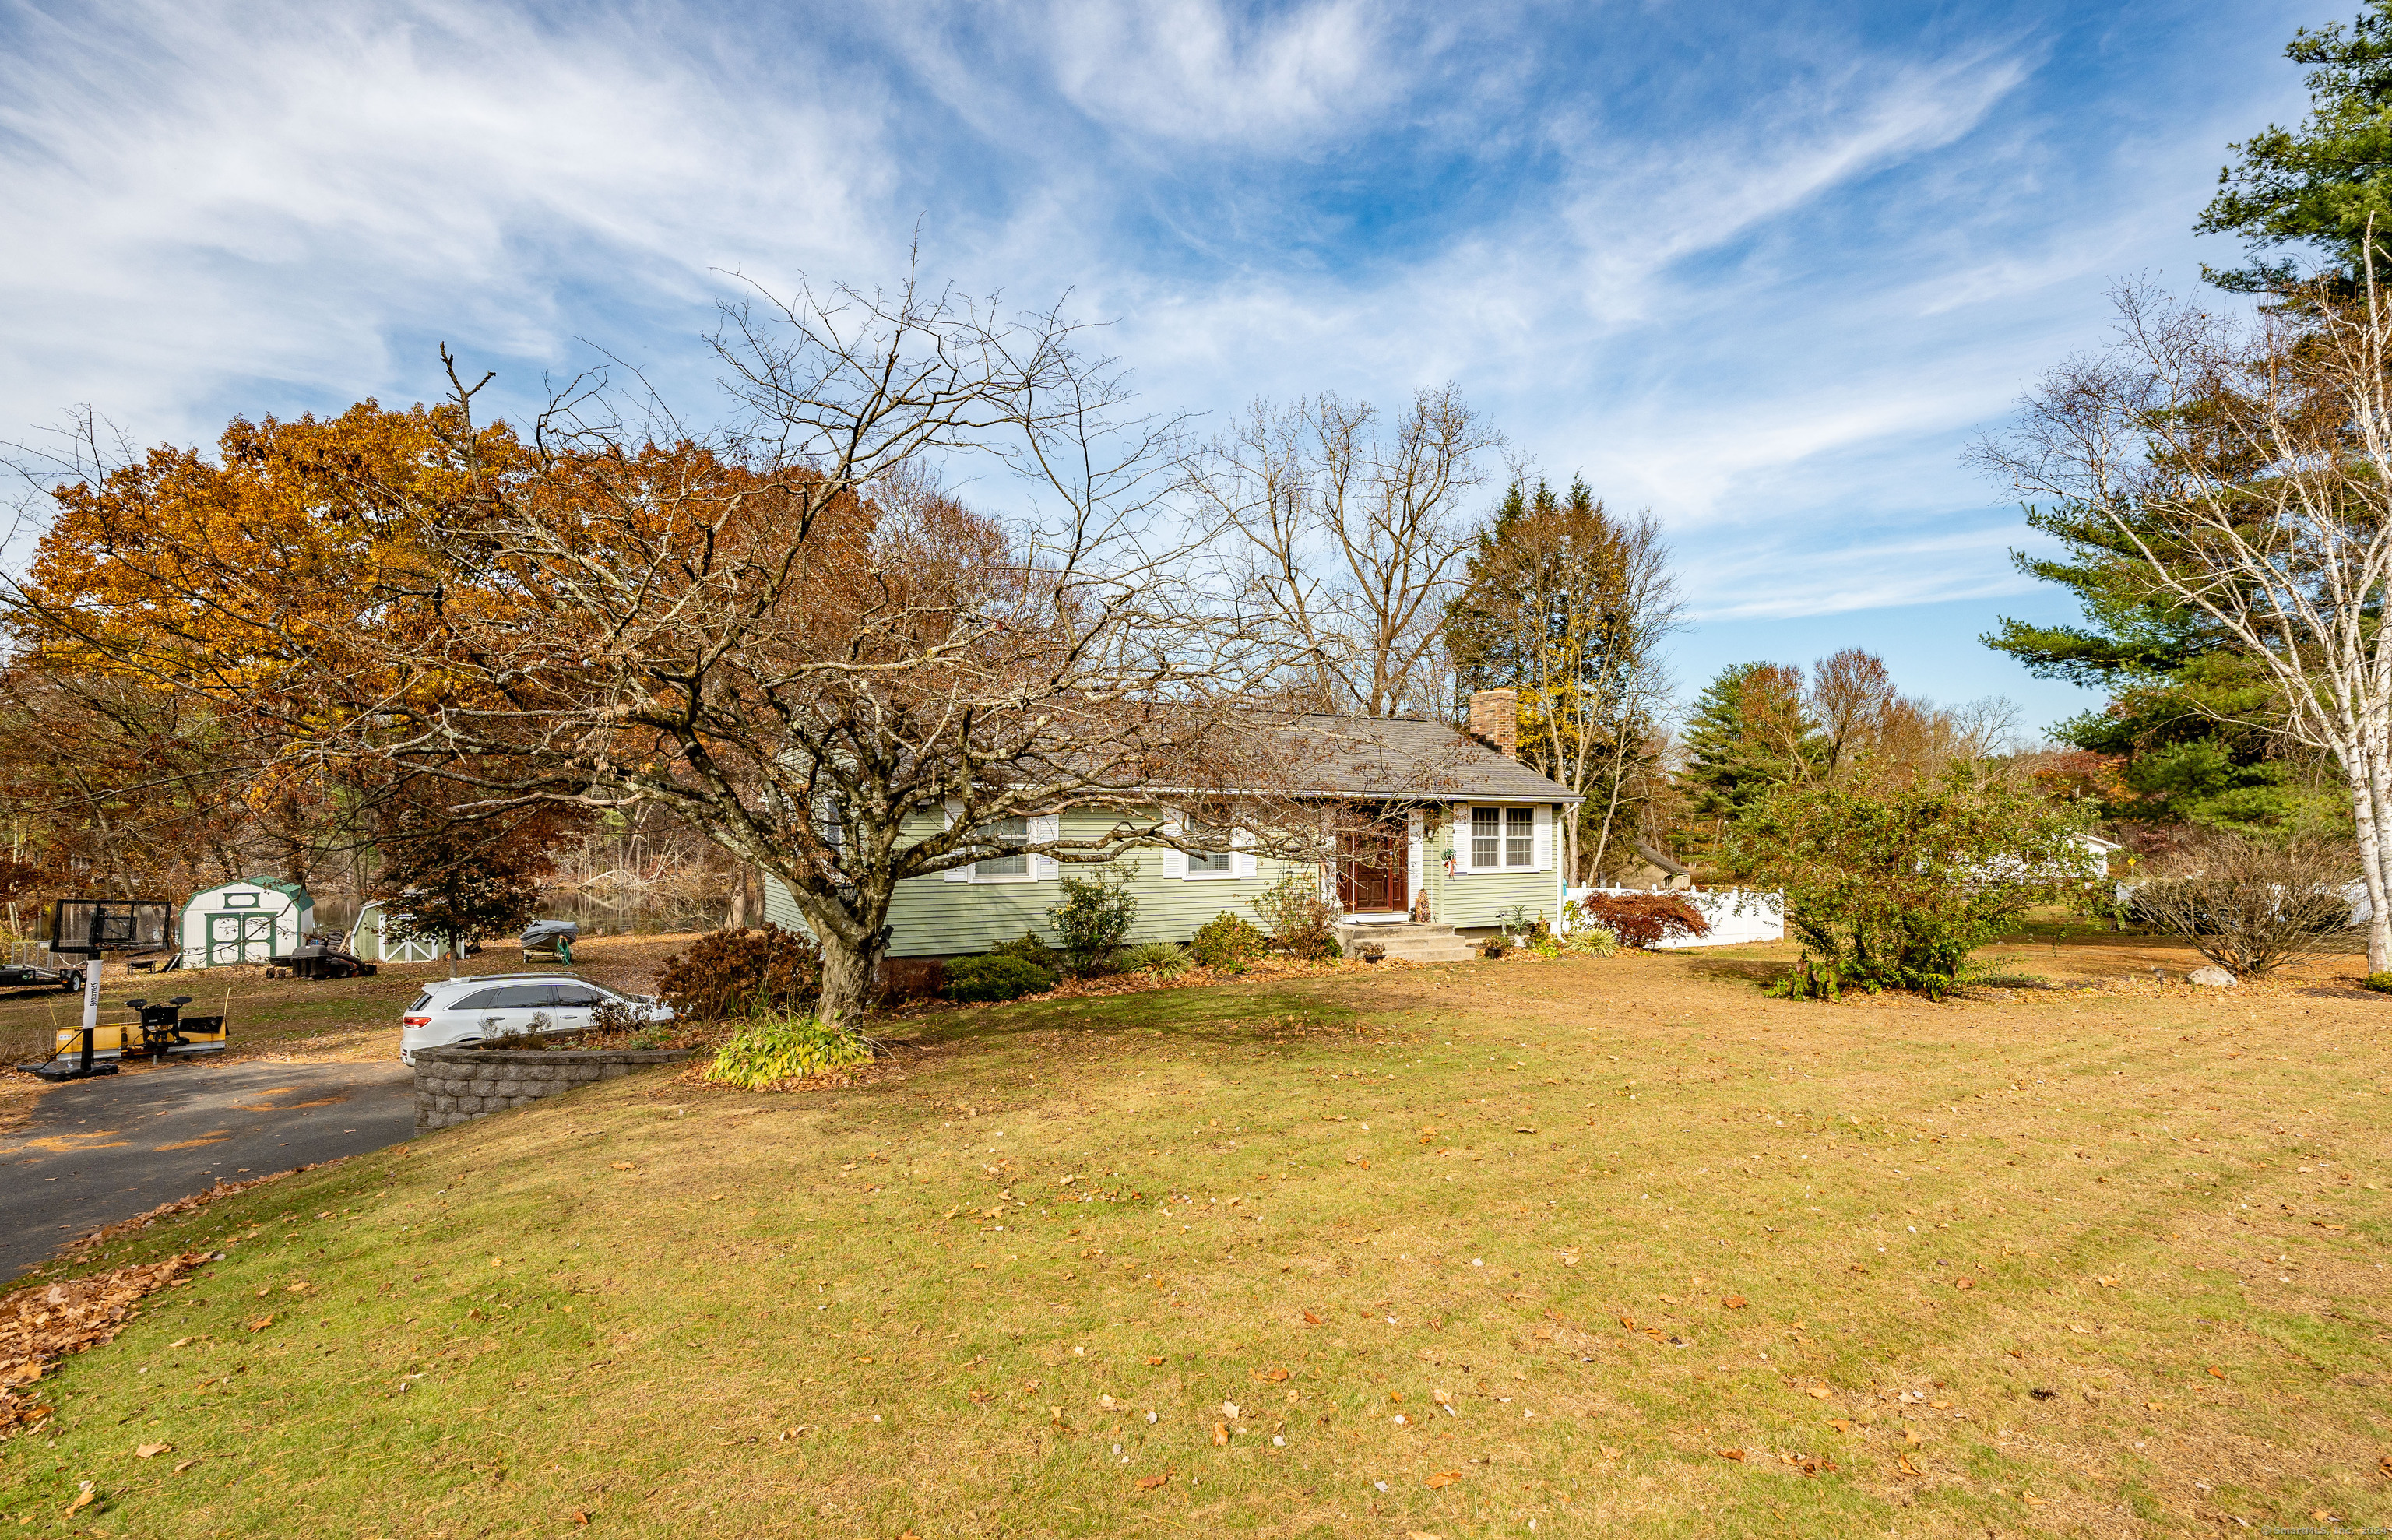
[
  {"xmin": 1039, "ymin": 0, "xmax": 1400, "ymax": 147},
  {"xmin": 0, "ymin": 1, "xmax": 887, "ymax": 438},
  {"xmin": 0, "ymin": 0, "xmax": 2319, "ymax": 719}
]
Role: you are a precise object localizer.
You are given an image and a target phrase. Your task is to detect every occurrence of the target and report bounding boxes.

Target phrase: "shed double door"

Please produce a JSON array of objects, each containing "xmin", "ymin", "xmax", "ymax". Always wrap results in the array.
[{"xmin": 206, "ymin": 912, "xmax": 277, "ymax": 965}]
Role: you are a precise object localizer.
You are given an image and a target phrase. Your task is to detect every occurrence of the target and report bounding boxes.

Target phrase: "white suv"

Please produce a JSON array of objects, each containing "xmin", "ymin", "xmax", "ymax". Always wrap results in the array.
[{"xmin": 399, "ymin": 973, "xmax": 674, "ymax": 1063}]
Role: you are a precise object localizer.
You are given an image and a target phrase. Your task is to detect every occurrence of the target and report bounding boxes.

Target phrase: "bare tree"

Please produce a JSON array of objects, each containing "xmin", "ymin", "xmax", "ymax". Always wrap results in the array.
[
  {"xmin": 1975, "ymin": 268, "xmax": 2392, "ymax": 967},
  {"xmin": 1183, "ymin": 388, "xmax": 1501, "ymax": 717}
]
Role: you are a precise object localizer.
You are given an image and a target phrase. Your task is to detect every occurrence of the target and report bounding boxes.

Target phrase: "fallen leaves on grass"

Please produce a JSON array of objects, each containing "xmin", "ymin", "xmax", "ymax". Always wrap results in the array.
[
  {"xmin": 2207, "ymin": 1365, "xmax": 2227, "ymax": 1380},
  {"xmin": 2021, "ymin": 1491, "xmax": 2048, "ymax": 1507},
  {"xmin": 55, "ymin": 1167, "xmax": 315, "ymax": 1263},
  {"xmin": 610, "ymin": 1162, "xmax": 635, "ymax": 1172},
  {"xmin": 246, "ymin": 1314, "xmax": 274, "ymax": 1333},
  {"xmin": 1720, "ymin": 1295, "xmax": 1747, "ymax": 1309},
  {"xmin": 171, "ymin": 1458, "xmax": 199, "ymax": 1473},
  {"xmin": 64, "ymin": 1483, "xmax": 93, "ymax": 1516},
  {"xmin": 1258, "ymin": 1367, "xmax": 1290, "ymax": 1383},
  {"xmin": 134, "ymin": 1443, "xmax": 168, "ymax": 1458},
  {"xmin": 1954, "ymin": 1278, "xmax": 1975, "ymax": 1290},
  {"xmin": 1212, "ymin": 1422, "xmax": 1229, "ymax": 1446},
  {"xmin": 1826, "ymin": 1419, "xmax": 1850, "ymax": 1433},
  {"xmin": 1425, "ymin": 1470, "xmax": 1462, "ymax": 1487},
  {"xmin": 1136, "ymin": 1474, "xmax": 1170, "ymax": 1490},
  {"xmin": 1715, "ymin": 1447, "xmax": 1744, "ymax": 1461},
  {"xmin": 0, "ymin": 1250, "xmax": 215, "ymax": 1440},
  {"xmin": 1897, "ymin": 1454, "xmax": 1924, "ymax": 1477},
  {"xmin": 1301, "ymin": 1310, "xmax": 1323, "ymax": 1326},
  {"xmin": 1805, "ymin": 1386, "xmax": 1831, "ymax": 1399}
]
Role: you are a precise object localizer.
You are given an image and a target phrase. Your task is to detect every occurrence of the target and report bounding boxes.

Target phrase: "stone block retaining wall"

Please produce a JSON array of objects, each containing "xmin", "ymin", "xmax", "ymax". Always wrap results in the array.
[{"xmin": 413, "ymin": 1046, "xmax": 694, "ymax": 1132}]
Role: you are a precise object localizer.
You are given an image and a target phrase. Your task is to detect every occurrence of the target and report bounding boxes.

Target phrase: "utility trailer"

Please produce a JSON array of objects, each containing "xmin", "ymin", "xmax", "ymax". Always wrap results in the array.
[{"xmin": 0, "ymin": 958, "xmax": 82, "ymax": 992}]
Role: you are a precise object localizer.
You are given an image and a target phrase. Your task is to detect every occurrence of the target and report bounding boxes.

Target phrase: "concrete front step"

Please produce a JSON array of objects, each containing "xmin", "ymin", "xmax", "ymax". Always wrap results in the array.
[{"xmin": 1338, "ymin": 922, "xmax": 1476, "ymax": 964}]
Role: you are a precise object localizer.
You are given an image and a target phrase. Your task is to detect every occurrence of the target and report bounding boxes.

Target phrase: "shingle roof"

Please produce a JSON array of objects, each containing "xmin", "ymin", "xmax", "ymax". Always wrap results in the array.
[{"xmin": 1273, "ymin": 715, "xmax": 1578, "ymax": 801}]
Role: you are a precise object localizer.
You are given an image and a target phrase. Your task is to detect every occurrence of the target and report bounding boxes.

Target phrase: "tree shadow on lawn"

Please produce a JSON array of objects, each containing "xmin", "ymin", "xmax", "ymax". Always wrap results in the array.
[
  {"xmin": 1682, "ymin": 955, "xmax": 1785, "ymax": 987},
  {"xmin": 890, "ymin": 976, "xmax": 1414, "ymax": 1056}
]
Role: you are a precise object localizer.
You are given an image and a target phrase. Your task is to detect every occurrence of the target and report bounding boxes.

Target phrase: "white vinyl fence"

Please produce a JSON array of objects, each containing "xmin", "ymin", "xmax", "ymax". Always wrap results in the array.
[{"xmin": 1564, "ymin": 887, "xmax": 1785, "ymax": 948}]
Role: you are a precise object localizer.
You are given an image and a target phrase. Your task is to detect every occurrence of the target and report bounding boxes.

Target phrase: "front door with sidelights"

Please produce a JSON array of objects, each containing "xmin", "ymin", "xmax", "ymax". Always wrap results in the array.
[{"xmin": 1335, "ymin": 821, "xmax": 1409, "ymax": 914}]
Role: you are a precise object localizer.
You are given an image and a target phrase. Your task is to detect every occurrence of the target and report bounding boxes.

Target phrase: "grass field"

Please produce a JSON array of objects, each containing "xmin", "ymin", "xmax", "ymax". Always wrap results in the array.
[{"xmin": 0, "ymin": 925, "xmax": 2385, "ymax": 1536}]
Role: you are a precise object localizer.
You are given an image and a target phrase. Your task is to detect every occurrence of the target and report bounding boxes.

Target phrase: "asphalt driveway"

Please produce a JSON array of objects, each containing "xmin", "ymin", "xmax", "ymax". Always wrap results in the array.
[{"xmin": 0, "ymin": 1060, "xmax": 415, "ymax": 1271}]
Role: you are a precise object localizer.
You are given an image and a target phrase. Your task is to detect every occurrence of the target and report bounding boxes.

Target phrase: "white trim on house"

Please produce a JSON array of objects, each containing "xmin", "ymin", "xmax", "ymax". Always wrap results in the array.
[
  {"xmin": 1458, "ymin": 802, "xmax": 1547, "ymax": 876},
  {"xmin": 1406, "ymin": 808, "xmax": 1424, "ymax": 913}
]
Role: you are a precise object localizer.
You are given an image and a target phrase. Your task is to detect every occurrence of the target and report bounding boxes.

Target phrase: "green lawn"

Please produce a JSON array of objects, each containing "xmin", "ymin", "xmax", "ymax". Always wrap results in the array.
[{"xmin": 0, "ymin": 937, "xmax": 2386, "ymax": 1536}]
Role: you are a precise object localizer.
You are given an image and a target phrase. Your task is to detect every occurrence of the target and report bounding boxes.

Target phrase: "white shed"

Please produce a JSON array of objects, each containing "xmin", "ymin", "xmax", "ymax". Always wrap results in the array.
[
  {"xmin": 346, "ymin": 901, "xmax": 444, "ymax": 964},
  {"xmin": 179, "ymin": 878, "xmax": 313, "ymax": 967}
]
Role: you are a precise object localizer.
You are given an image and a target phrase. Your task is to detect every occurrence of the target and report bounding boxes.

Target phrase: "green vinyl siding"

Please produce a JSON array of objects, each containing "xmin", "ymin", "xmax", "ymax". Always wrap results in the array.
[
  {"xmin": 761, "ymin": 800, "xmax": 1569, "ymax": 958},
  {"xmin": 1419, "ymin": 807, "xmax": 1566, "ymax": 931},
  {"xmin": 763, "ymin": 807, "xmax": 1305, "ymax": 958}
]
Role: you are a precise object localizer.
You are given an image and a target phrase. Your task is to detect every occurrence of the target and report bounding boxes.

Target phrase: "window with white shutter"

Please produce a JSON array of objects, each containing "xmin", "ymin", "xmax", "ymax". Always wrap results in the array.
[
  {"xmin": 1470, "ymin": 807, "xmax": 1500, "ymax": 870},
  {"xmin": 1184, "ymin": 816, "xmax": 1234, "ymax": 877},
  {"xmin": 974, "ymin": 817, "xmax": 1029, "ymax": 877}
]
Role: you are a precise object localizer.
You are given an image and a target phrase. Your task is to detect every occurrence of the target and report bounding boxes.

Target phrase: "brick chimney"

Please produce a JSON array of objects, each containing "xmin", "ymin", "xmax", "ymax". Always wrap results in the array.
[{"xmin": 1467, "ymin": 688, "xmax": 1518, "ymax": 758}]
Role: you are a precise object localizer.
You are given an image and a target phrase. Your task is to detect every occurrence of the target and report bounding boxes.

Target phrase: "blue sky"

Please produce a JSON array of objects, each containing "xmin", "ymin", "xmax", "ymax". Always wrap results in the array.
[{"xmin": 0, "ymin": 0, "xmax": 2327, "ymax": 737}]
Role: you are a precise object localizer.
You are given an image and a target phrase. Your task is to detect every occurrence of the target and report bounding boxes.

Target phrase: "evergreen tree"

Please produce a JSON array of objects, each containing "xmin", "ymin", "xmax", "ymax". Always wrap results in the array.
[
  {"xmin": 2198, "ymin": 1, "xmax": 2392, "ymax": 294},
  {"xmin": 1679, "ymin": 662, "xmax": 1819, "ymax": 821},
  {"xmin": 1982, "ymin": 465, "xmax": 2341, "ymax": 835},
  {"xmin": 1444, "ymin": 474, "xmax": 1678, "ymax": 880}
]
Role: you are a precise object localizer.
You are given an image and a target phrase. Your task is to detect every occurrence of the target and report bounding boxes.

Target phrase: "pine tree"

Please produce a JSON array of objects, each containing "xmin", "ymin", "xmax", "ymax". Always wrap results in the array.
[
  {"xmin": 2198, "ymin": 1, "xmax": 2392, "ymax": 294},
  {"xmin": 1679, "ymin": 663, "xmax": 1818, "ymax": 821}
]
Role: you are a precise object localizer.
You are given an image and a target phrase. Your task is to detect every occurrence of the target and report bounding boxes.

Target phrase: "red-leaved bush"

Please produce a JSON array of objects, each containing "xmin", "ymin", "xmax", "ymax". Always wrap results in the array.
[
  {"xmin": 1573, "ymin": 893, "xmax": 1709, "ymax": 949},
  {"xmin": 653, "ymin": 924, "xmax": 822, "ymax": 1020}
]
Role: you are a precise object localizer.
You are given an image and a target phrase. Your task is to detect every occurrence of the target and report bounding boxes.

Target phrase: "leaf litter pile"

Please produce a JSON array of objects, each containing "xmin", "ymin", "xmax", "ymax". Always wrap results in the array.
[{"xmin": 0, "ymin": 1251, "xmax": 213, "ymax": 1438}]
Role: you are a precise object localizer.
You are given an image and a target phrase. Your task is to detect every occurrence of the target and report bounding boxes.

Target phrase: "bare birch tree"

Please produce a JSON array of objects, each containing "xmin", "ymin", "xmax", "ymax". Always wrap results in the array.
[
  {"xmin": 1181, "ymin": 388, "xmax": 1500, "ymax": 717},
  {"xmin": 1975, "ymin": 270, "xmax": 2392, "ymax": 968}
]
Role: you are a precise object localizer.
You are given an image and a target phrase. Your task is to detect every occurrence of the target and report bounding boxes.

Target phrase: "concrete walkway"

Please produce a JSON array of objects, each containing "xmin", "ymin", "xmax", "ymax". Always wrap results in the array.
[{"xmin": 0, "ymin": 1060, "xmax": 414, "ymax": 1271}]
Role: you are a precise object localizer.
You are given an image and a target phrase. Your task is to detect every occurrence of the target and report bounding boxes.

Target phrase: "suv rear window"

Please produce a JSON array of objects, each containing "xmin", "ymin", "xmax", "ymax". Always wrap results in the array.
[{"xmin": 408, "ymin": 993, "xmax": 432, "ymax": 1013}]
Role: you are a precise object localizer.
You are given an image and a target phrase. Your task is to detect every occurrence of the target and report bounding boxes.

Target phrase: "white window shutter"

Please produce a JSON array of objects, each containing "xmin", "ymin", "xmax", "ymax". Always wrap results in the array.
[
  {"xmin": 1030, "ymin": 814, "xmax": 1061, "ymax": 881},
  {"xmin": 1232, "ymin": 824, "xmax": 1258, "ymax": 878},
  {"xmin": 942, "ymin": 800, "xmax": 972, "ymax": 882},
  {"xmin": 1457, "ymin": 806, "xmax": 1474, "ymax": 874},
  {"xmin": 1533, "ymin": 804, "xmax": 1554, "ymax": 871},
  {"xmin": 1162, "ymin": 816, "xmax": 1187, "ymax": 881}
]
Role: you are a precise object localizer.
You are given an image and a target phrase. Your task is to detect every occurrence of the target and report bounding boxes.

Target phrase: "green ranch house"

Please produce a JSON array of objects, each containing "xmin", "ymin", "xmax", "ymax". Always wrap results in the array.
[{"xmin": 763, "ymin": 691, "xmax": 1578, "ymax": 969}]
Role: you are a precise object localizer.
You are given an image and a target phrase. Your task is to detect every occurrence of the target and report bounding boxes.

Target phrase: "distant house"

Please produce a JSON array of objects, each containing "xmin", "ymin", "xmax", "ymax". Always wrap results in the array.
[
  {"xmin": 762, "ymin": 693, "xmax": 1579, "ymax": 962},
  {"xmin": 2072, "ymin": 832, "xmax": 2122, "ymax": 877}
]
